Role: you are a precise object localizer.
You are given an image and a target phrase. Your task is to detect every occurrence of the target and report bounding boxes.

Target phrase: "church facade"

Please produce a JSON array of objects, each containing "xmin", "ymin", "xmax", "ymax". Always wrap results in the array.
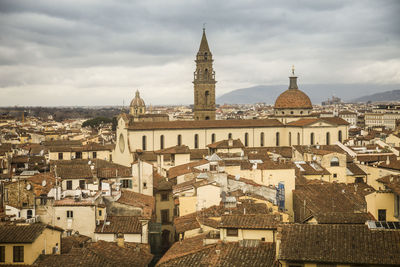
[{"xmin": 113, "ymin": 30, "xmax": 349, "ymax": 167}]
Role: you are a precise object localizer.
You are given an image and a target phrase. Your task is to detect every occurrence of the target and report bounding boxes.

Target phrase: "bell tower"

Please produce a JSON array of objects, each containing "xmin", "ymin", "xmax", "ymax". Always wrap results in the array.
[{"xmin": 193, "ymin": 28, "xmax": 216, "ymax": 120}]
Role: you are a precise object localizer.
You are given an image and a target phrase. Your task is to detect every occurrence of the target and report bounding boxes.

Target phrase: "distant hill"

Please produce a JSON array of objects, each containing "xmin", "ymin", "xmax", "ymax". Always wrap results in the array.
[
  {"xmin": 351, "ymin": 90, "xmax": 400, "ymax": 103},
  {"xmin": 216, "ymin": 84, "xmax": 400, "ymax": 105}
]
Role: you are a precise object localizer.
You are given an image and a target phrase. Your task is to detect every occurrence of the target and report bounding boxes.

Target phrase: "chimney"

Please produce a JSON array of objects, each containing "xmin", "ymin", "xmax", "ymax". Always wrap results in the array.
[
  {"xmin": 228, "ymin": 139, "xmax": 233, "ymax": 147},
  {"xmin": 116, "ymin": 233, "xmax": 125, "ymax": 248},
  {"xmin": 275, "ymin": 226, "xmax": 282, "ymax": 260}
]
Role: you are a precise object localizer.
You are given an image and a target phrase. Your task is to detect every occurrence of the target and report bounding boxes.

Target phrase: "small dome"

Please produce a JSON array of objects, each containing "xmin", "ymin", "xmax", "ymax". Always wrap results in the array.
[
  {"xmin": 130, "ymin": 90, "xmax": 145, "ymax": 108},
  {"xmin": 274, "ymin": 75, "xmax": 312, "ymax": 109},
  {"xmin": 274, "ymin": 88, "xmax": 312, "ymax": 109}
]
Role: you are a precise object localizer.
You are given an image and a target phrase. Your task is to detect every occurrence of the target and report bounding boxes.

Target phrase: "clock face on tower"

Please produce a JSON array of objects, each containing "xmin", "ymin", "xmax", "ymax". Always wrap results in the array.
[{"xmin": 119, "ymin": 133, "xmax": 125, "ymax": 153}]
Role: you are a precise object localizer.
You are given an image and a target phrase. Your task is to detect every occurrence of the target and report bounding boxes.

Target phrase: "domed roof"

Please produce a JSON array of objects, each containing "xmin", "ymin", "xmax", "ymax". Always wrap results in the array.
[
  {"xmin": 130, "ymin": 90, "xmax": 145, "ymax": 107},
  {"xmin": 274, "ymin": 76, "xmax": 312, "ymax": 109}
]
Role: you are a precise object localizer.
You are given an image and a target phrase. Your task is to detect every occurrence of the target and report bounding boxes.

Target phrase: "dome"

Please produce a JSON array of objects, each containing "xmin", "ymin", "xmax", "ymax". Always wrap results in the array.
[
  {"xmin": 130, "ymin": 90, "xmax": 145, "ymax": 107},
  {"xmin": 274, "ymin": 88, "xmax": 312, "ymax": 109},
  {"xmin": 274, "ymin": 76, "xmax": 312, "ymax": 109}
]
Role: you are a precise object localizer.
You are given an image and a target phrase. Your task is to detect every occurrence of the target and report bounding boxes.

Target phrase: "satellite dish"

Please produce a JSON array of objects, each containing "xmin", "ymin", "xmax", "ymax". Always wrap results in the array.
[
  {"xmin": 26, "ymin": 184, "xmax": 32, "ymax": 190},
  {"xmin": 42, "ymin": 180, "xmax": 47, "ymax": 187},
  {"xmin": 312, "ymin": 155, "xmax": 317, "ymax": 161},
  {"xmin": 235, "ymin": 174, "xmax": 240, "ymax": 181}
]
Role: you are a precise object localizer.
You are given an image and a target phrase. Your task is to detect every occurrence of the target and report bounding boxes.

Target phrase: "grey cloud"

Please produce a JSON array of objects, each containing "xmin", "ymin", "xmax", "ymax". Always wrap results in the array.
[{"xmin": 0, "ymin": 0, "xmax": 399, "ymax": 106}]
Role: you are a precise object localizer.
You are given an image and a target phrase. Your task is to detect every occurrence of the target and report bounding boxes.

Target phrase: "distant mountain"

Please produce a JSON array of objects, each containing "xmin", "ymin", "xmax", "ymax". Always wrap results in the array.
[
  {"xmin": 216, "ymin": 84, "xmax": 400, "ymax": 105},
  {"xmin": 351, "ymin": 90, "xmax": 400, "ymax": 103}
]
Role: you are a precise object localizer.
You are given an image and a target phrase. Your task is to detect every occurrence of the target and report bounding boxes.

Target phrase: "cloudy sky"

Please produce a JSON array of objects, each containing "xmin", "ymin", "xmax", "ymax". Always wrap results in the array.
[{"xmin": 0, "ymin": 0, "xmax": 399, "ymax": 106}]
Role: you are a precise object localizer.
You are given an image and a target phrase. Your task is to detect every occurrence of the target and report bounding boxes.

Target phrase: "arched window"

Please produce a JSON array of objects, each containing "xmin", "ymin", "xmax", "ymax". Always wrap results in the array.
[
  {"xmin": 228, "ymin": 133, "xmax": 232, "ymax": 139},
  {"xmin": 244, "ymin": 133, "xmax": 249, "ymax": 147},
  {"xmin": 205, "ymin": 116, "xmax": 210, "ymax": 120},
  {"xmin": 297, "ymin": 133, "xmax": 300, "ymax": 145},
  {"xmin": 338, "ymin": 130, "xmax": 342, "ymax": 142},
  {"xmin": 330, "ymin": 157, "xmax": 339, "ymax": 167},
  {"xmin": 260, "ymin": 132, "xmax": 264, "ymax": 147},
  {"xmin": 194, "ymin": 134, "xmax": 199, "ymax": 149},
  {"xmin": 276, "ymin": 132, "xmax": 280, "ymax": 147},
  {"xmin": 211, "ymin": 133, "xmax": 216, "ymax": 143},
  {"xmin": 177, "ymin": 134, "xmax": 182, "ymax": 146},
  {"xmin": 326, "ymin": 132, "xmax": 330, "ymax": 145},
  {"xmin": 310, "ymin": 133, "xmax": 315, "ymax": 145},
  {"xmin": 142, "ymin": 135, "xmax": 147, "ymax": 151},
  {"xmin": 160, "ymin": 135, "xmax": 164, "ymax": 150},
  {"xmin": 204, "ymin": 69, "xmax": 208, "ymax": 79},
  {"xmin": 205, "ymin": 91, "xmax": 210, "ymax": 105},
  {"xmin": 204, "ymin": 52, "xmax": 208, "ymax": 60},
  {"xmin": 290, "ymin": 111, "xmax": 294, "ymax": 115},
  {"xmin": 289, "ymin": 132, "xmax": 292, "ymax": 147}
]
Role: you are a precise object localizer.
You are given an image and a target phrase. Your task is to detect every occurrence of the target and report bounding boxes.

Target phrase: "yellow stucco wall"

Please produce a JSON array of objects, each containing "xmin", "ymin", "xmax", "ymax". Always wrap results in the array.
[{"xmin": 0, "ymin": 227, "xmax": 61, "ymax": 265}]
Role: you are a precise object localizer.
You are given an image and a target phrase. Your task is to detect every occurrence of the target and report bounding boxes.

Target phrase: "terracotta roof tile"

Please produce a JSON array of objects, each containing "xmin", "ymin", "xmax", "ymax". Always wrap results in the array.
[
  {"xmin": 207, "ymin": 139, "xmax": 244, "ymax": 149},
  {"xmin": 279, "ymin": 224, "xmax": 400, "ymax": 265},
  {"xmin": 220, "ymin": 214, "xmax": 280, "ymax": 229},
  {"xmin": 95, "ymin": 216, "xmax": 141, "ymax": 234},
  {"xmin": 377, "ymin": 174, "xmax": 400, "ymax": 195},
  {"xmin": 0, "ymin": 223, "xmax": 62, "ymax": 243},
  {"xmin": 167, "ymin": 159, "xmax": 208, "ymax": 179}
]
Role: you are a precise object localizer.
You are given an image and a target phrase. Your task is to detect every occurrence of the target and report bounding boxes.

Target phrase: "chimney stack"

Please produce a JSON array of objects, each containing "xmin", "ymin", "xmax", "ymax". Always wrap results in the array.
[{"xmin": 116, "ymin": 233, "xmax": 125, "ymax": 248}]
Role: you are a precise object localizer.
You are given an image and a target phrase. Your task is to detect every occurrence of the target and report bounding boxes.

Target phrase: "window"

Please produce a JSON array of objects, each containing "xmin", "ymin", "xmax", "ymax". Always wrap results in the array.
[
  {"xmin": 260, "ymin": 132, "xmax": 264, "ymax": 147},
  {"xmin": 161, "ymin": 193, "xmax": 169, "ymax": 201},
  {"xmin": 333, "ymin": 173, "xmax": 337, "ymax": 178},
  {"xmin": 244, "ymin": 133, "xmax": 249, "ymax": 147},
  {"xmin": 143, "ymin": 182, "xmax": 147, "ymax": 189},
  {"xmin": 205, "ymin": 90, "xmax": 210, "ymax": 104},
  {"xmin": 227, "ymin": 228, "xmax": 238, "ymax": 237},
  {"xmin": 66, "ymin": 180, "xmax": 72, "ymax": 190},
  {"xmin": 290, "ymin": 111, "xmax": 293, "ymax": 114},
  {"xmin": 58, "ymin": 152, "xmax": 63, "ymax": 160},
  {"xmin": 326, "ymin": 132, "xmax": 330, "ymax": 145},
  {"xmin": 310, "ymin": 132, "xmax": 315, "ymax": 145},
  {"xmin": 0, "ymin": 246, "xmax": 5, "ymax": 262},
  {"xmin": 67, "ymin": 210, "xmax": 73, "ymax": 218},
  {"xmin": 161, "ymin": 209, "xmax": 170, "ymax": 224},
  {"xmin": 27, "ymin": 209, "xmax": 33, "ymax": 219},
  {"xmin": 395, "ymin": 195, "xmax": 400, "ymax": 218},
  {"xmin": 99, "ymin": 209, "xmax": 102, "ymax": 216},
  {"xmin": 177, "ymin": 135, "xmax": 182, "ymax": 146},
  {"xmin": 228, "ymin": 133, "xmax": 232, "ymax": 139},
  {"xmin": 211, "ymin": 133, "xmax": 216, "ymax": 143},
  {"xmin": 330, "ymin": 157, "xmax": 339, "ymax": 167},
  {"xmin": 338, "ymin": 130, "xmax": 342, "ymax": 142},
  {"xmin": 160, "ymin": 135, "xmax": 164, "ymax": 150},
  {"xmin": 92, "ymin": 152, "xmax": 97, "ymax": 159},
  {"xmin": 142, "ymin": 136, "xmax": 147, "ymax": 151},
  {"xmin": 75, "ymin": 151, "xmax": 82, "ymax": 159},
  {"xmin": 378, "ymin": 209, "xmax": 387, "ymax": 221},
  {"xmin": 194, "ymin": 134, "xmax": 199, "ymax": 149},
  {"xmin": 276, "ymin": 132, "xmax": 280, "ymax": 147},
  {"xmin": 13, "ymin": 246, "xmax": 24, "ymax": 262},
  {"xmin": 40, "ymin": 197, "xmax": 47, "ymax": 205},
  {"xmin": 121, "ymin": 179, "xmax": 132, "ymax": 189},
  {"xmin": 297, "ymin": 133, "xmax": 300, "ymax": 145},
  {"xmin": 79, "ymin": 180, "xmax": 85, "ymax": 189},
  {"xmin": 288, "ymin": 132, "xmax": 292, "ymax": 147}
]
